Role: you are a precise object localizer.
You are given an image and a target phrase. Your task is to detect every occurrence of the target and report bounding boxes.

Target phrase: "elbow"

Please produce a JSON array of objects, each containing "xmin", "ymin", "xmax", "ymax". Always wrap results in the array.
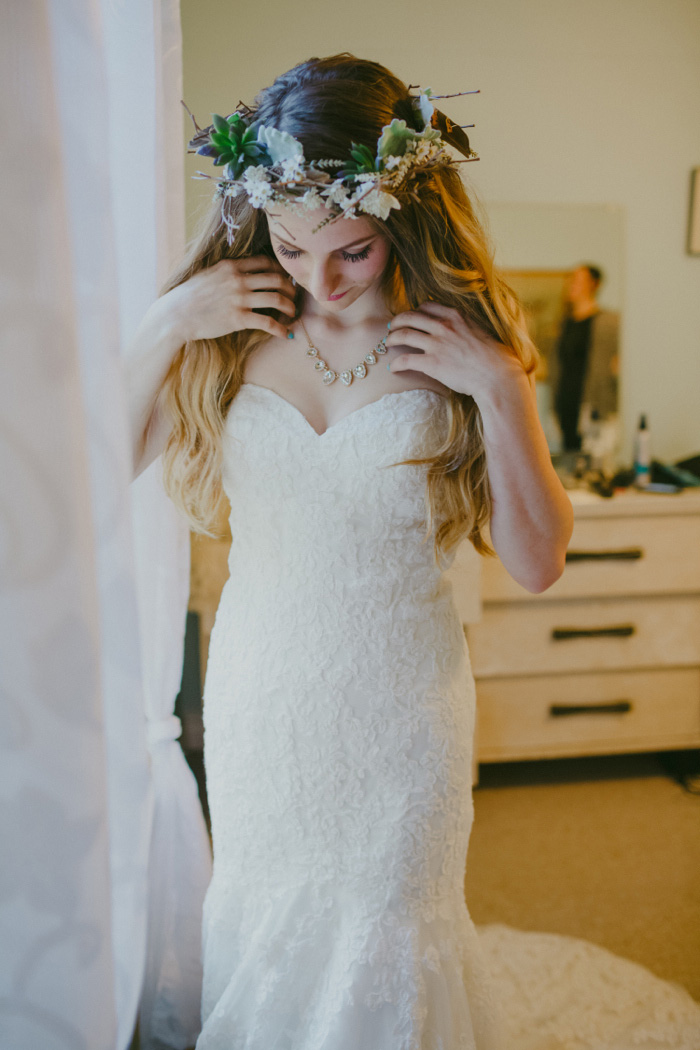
[
  {"xmin": 524, "ymin": 503, "xmax": 574, "ymax": 593},
  {"xmin": 515, "ymin": 546, "xmax": 568, "ymax": 594},
  {"xmin": 521, "ymin": 558, "xmax": 566, "ymax": 594}
]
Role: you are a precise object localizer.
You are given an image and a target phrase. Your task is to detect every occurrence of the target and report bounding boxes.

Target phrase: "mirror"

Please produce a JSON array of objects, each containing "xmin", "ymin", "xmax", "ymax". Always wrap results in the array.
[{"xmin": 484, "ymin": 203, "xmax": 624, "ymax": 464}]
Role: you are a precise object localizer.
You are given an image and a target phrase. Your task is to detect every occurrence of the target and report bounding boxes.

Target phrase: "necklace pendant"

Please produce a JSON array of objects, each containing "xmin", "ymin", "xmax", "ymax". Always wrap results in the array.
[
  {"xmin": 306, "ymin": 346, "xmax": 319, "ymax": 357},
  {"xmin": 340, "ymin": 370, "xmax": 353, "ymax": 386},
  {"xmin": 353, "ymin": 363, "xmax": 367, "ymax": 379},
  {"xmin": 364, "ymin": 351, "xmax": 377, "ymax": 365},
  {"xmin": 374, "ymin": 341, "xmax": 388, "ymax": 356},
  {"xmin": 314, "ymin": 359, "xmax": 327, "ymax": 371},
  {"xmin": 322, "ymin": 369, "xmax": 337, "ymax": 385}
]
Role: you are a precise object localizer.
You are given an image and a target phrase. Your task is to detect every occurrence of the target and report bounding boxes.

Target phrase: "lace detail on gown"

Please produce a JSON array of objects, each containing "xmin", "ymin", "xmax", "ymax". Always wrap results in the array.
[
  {"xmin": 478, "ymin": 923, "xmax": 700, "ymax": 1050},
  {"xmin": 197, "ymin": 383, "xmax": 700, "ymax": 1050}
]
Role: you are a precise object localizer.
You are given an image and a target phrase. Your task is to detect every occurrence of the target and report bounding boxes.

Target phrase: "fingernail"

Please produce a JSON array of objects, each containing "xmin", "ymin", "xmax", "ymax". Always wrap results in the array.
[{"xmin": 387, "ymin": 321, "xmax": 392, "ymax": 329}]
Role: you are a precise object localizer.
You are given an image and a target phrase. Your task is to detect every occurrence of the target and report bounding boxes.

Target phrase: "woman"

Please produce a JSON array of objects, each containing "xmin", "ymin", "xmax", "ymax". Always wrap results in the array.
[{"xmin": 126, "ymin": 53, "xmax": 698, "ymax": 1050}]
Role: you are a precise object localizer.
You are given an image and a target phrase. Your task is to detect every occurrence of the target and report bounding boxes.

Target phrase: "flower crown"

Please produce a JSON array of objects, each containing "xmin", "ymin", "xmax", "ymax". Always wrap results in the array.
[{"xmin": 183, "ymin": 88, "xmax": 479, "ymax": 241}]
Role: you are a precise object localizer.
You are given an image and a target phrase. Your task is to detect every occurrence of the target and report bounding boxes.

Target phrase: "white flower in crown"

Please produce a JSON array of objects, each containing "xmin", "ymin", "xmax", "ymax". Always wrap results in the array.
[
  {"xmin": 223, "ymin": 183, "xmax": 242, "ymax": 198},
  {"xmin": 242, "ymin": 165, "xmax": 271, "ymax": 184},
  {"xmin": 323, "ymin": 179, "xmax": 352, "ymax": 206},
  {"xmin": 280, "ymin": 155, "xmax": 305, "ymax": 182},
  {"xmin": 358, "ymin": 187, "xmax": 401, "ymax": 220},
  {"xmin": 256, "ymin": 124, "xmax": 304, "ymax": 166},
  {"xmin": 299, "ymin": 188, "xmax": 324, "ymax": 212},
  {"xmin": 412, "ymin": 87, "xmax": 436, "ymax": 130},
  {"xmin": 340, "ymin": 177, "xmax": 399, "ymax": 220},
  {"xmin": 242, "ymin": 165, "xmax": 274, "ymax": 207}
]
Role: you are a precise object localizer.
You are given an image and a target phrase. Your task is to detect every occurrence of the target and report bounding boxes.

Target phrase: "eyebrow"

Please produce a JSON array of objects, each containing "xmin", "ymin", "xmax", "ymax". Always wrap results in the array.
[{"xmin": 270, "ymin": 227, "xmax": 376, "ymax": 251}]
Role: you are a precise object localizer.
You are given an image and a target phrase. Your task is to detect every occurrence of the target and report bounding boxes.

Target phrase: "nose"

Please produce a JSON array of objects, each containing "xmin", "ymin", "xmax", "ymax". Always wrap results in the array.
[{"xmin": 306, "ymin": 257, "xmax": 341, "ymax": 301}]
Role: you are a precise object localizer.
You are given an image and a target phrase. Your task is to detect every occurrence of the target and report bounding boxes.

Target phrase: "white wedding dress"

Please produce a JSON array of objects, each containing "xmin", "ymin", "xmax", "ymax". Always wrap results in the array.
[{"xmin": 197, "ymin": 383, "xmax": 700, "ymax": 1050}]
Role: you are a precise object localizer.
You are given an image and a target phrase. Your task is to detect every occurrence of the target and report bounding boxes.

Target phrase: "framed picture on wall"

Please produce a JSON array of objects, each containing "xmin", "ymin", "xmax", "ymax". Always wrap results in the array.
[
  {"xmin": 503, "ymin": 269, "xmax": 570, "ymax": 382},
  {"xmin": 688, "ymin": 167, "xmax": 700, "ymax": 256}
]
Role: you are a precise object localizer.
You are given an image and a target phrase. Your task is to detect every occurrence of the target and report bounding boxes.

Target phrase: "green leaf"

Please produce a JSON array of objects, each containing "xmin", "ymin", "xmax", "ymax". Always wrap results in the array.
[
  {"xmin": 347, "ymin": 142, "xmax": 377, "ymax": 172},
  {"xmin": 212, "ymin": 113, "xmax": 229, "ymax": 134}
]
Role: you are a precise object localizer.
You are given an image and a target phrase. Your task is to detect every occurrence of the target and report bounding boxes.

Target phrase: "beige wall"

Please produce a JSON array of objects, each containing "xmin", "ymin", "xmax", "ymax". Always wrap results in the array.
[{"xmin": 181, "ymin": 0, "xmax": 700, "ymax": 466}]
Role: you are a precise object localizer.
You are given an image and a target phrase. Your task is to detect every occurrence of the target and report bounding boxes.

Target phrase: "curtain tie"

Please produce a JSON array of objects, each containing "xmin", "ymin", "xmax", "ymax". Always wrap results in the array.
[{"xmin": 147, "ymin": 714, "xmax": 182, "ymax": 747}]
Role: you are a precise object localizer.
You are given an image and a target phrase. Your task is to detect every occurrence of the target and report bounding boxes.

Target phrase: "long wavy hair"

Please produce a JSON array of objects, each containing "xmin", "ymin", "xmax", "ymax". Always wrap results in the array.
[{"xmin": 158, "ymin": 53, "xmax": 539, "ymax": 562}]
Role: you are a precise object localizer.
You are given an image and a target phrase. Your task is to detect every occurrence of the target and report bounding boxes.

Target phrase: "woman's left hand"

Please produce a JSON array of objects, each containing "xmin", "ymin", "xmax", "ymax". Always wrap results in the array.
[{"xmin": 386, "ymin": 301, "xmax": 527, "ymax": 402}]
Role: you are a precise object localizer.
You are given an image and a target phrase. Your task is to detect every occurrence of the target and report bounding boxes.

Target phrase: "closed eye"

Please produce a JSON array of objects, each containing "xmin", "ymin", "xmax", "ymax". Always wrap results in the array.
[
  {"xmin": 275, "ymin": 243, "xmax": 374, "ymax": 263},
  {"xmin": 342, "ymin": 245, "xmax": 373, "ymax": 263}
]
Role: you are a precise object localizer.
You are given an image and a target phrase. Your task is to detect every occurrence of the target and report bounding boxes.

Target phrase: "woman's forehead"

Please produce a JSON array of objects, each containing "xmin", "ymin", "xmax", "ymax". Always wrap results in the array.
[{"xmin": 265, "ymin": 206, "xmax": 377, "ymax": 249}]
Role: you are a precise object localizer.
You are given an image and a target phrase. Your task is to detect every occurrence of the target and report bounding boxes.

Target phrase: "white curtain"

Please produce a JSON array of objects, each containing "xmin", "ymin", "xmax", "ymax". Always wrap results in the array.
[{"xmin": 0, "ymin": 2, "xmax": 211, "ymax": 1048}]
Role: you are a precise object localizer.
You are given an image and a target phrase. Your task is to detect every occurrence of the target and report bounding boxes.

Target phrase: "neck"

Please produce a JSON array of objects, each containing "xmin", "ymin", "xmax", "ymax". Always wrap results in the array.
[
  {"xmin": 300, "ymin": 285, "xmax": 392, "ymax": 333},
  {"xmin": 571, "ymin": 299, "xmax": 599, "ymax": 320}
]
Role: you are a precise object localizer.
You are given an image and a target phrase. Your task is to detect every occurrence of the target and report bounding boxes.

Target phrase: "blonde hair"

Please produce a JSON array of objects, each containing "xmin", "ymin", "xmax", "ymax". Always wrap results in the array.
[{"xmin": 158, "ymin": 54, "xmax": 538, "ymax": 562}]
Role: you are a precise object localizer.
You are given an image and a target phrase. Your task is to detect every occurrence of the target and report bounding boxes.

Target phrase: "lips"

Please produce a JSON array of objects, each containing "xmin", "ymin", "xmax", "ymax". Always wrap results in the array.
[{"xmin": 328, "ymin": 290, "xmax": 348, "ymax": 301}]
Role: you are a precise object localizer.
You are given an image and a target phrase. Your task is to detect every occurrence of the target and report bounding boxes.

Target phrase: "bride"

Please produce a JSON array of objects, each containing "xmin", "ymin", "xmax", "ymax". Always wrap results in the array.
[{"xmin": 127, "ymin": 53, "xmax": 700, "ymax": 1050}]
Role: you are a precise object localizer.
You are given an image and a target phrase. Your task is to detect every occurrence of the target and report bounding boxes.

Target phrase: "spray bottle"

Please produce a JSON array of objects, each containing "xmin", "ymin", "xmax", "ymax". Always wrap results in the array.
[{"xmin": 633, "ymin": 413, "xmax": 651, "ymax": 488}]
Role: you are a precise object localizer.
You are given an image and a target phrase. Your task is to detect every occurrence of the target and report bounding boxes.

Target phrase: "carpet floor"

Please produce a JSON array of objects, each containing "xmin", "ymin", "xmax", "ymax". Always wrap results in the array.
[{"xmin": 465, "ymin": 750, "xmax": 700, "ymax": 1002}]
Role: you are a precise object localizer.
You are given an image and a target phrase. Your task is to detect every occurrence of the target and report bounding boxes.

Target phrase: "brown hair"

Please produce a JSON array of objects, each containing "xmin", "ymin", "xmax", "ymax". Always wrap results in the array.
[{"xmin": 158, "ymin": 53, "xmax": 539, "ymax": 562}]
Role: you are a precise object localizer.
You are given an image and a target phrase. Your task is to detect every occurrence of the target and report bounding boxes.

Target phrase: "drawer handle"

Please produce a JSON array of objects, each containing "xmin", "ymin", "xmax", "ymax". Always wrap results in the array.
[
  {"xmin": 549, "ymin": 701, "xmax": 633, "ymax": 717},
  {"xmin": 551, "ymin": 624, "xmax": 636, "ymax": 640},
  {"xmin": 566, "ymin": 547, "xmax": 644, "ymax": 562}
]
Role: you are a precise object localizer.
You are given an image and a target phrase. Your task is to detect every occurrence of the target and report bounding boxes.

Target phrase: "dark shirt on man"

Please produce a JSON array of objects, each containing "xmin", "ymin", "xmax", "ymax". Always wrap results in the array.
[{"xmin": 554, "ymin": 313, "xmax": 594, "ymax": 450}]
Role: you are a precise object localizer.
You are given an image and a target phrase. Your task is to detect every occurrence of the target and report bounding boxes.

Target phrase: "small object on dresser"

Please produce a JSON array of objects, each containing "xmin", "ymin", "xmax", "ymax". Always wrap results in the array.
[{"xmin": 633, "ymin": 413, "xmax": 651, "ymax": 489}]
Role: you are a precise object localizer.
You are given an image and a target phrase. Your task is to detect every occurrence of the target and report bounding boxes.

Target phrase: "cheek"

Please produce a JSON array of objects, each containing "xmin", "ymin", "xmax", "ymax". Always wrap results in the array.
[
  {"xmin": 277, "ymin": 256, "xmax": 303, "ymax": 277},
  {"xmin": 351, "ymin": 243, "xmax": 391, "ymax": 282}
]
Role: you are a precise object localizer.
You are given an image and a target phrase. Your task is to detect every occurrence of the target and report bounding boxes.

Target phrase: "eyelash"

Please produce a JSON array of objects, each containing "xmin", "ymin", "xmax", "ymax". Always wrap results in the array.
[{"xmin": 276, "ymin": 244, "xmax": 373, "ymax": 263}]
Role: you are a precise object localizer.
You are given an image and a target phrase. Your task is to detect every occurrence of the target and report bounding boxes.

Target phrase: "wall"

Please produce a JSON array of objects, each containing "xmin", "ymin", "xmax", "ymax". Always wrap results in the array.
[{"xmin": 181, "ymin": 0, "xmax": 700, "ymax": 464}]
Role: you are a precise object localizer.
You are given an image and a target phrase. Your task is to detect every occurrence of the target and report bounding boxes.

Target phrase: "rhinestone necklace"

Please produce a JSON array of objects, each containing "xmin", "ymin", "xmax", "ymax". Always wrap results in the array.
[{"xmin": 292, "ymin": 316, "xmax": 390, "ymax": 387}]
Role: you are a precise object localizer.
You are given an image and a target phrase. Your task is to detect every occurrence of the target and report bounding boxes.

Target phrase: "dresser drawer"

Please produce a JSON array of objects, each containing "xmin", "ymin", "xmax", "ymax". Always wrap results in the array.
[
  {"xmin": 467, "ymin": 594, "xmax": 700, "ymax": 677},
  {"xmin": 481, "ymin": 514, "xmax": 700, "ymax": 602},
  {"xmin": 475, "ymin": 667, "xmax": 700, "ymax": 760}
]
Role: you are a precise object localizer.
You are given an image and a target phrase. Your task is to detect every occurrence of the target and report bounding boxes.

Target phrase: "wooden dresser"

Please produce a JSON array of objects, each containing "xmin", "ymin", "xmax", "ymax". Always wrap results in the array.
[{"xmin": 461, "ymin": 488, "xmax": 700, "ymax": 770}]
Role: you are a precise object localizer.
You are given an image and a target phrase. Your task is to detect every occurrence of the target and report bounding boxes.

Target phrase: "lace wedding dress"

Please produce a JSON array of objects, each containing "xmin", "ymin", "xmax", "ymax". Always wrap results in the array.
[{"xmin": 197, "ymin": 383, "xmax": 700, "ymax": 1050}]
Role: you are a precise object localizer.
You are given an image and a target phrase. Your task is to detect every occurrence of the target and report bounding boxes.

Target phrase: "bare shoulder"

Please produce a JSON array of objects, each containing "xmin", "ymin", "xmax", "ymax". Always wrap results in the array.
[{"xmin": 242, "ymin": 332, "xmax": 290, "ymax": 384}]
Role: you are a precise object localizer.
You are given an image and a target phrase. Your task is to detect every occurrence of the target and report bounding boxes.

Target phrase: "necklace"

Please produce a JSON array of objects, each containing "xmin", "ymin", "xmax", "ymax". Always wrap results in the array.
[{"xmin": 293, "ymin": 316, "xmax": 390, "ymax": 387}]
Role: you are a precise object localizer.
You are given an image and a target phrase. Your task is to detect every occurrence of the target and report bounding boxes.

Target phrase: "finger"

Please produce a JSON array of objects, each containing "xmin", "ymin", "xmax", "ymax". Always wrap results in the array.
[
  {"xmin": 230, "ymin": 254, "xmax": 283, "ymax": 273},
  {"xmin": 240, "ymin": 292, "xmax": 297, "ymax": 316},
  {"xmin": 388, "ymin": 352, "xmax": 430, "ymax": 374},
  {"xmin": 417, "ymin": 301, "xmax": 462, "ymax": 319},
  {"xmin": 241, "ymin": 312, "xmax": 291, "ymax": 340},
  {"xmin": 388, "ymin": 310, "xmax": 445, "ymax": 336},
  {"xmin": 386, "ymin": 329, "xmax": 434, "ymax": 353},
  {"xmin": 243, "ymin": 271, "xmax": 296, "ymax": 293}
]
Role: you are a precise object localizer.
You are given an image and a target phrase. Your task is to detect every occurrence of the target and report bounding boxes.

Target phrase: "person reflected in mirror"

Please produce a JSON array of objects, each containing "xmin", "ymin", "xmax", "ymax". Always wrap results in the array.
[{"xmin": 550, "ymin": 263, "xmax": 619, "ymax": 451}]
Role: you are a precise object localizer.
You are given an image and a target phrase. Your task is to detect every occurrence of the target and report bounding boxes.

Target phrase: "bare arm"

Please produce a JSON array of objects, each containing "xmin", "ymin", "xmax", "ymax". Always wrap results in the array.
[
  {"xmin": 124, "ymin": 295, "xmax": 188, "ymax": 479},
  {"xmin": 475, "ymin": 367, "xmax": 573, "ymax": 592},
  {"xmin": 387, "ymin": 302, "xmax": 573, "ymax": 593},
  {"xmin": 124, "ymin": 256, "xmax": 297, "ymax": 480}
]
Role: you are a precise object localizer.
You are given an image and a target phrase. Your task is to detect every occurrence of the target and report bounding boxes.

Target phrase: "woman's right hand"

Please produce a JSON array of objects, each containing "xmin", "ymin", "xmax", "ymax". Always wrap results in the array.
[{"xmin": 164, "ymin": 254, "xmax": 297, "ymax": 343}]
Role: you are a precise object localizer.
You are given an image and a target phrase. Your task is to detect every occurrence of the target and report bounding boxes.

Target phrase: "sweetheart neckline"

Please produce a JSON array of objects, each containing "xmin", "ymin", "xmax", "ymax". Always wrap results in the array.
[{"xmin": 237, "ymin": 383, "xmax": 448, "ymax": 438}]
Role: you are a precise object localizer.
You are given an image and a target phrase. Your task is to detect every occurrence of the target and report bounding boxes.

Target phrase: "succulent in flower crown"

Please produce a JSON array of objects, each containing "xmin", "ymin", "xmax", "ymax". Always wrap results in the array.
[{"xmin": 183, "ymin": 88, "xmax": 479, "ymax": 242}]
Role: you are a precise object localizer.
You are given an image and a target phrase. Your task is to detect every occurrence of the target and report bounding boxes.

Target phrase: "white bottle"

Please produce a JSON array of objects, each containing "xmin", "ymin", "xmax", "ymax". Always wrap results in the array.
[
  {"xmin": 583, "ymin": 408, "xmax": 604, "ymax": 470},
  {"xmin": 633, "ymin": 413, "xmax": 651, "ymax": 488}
]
